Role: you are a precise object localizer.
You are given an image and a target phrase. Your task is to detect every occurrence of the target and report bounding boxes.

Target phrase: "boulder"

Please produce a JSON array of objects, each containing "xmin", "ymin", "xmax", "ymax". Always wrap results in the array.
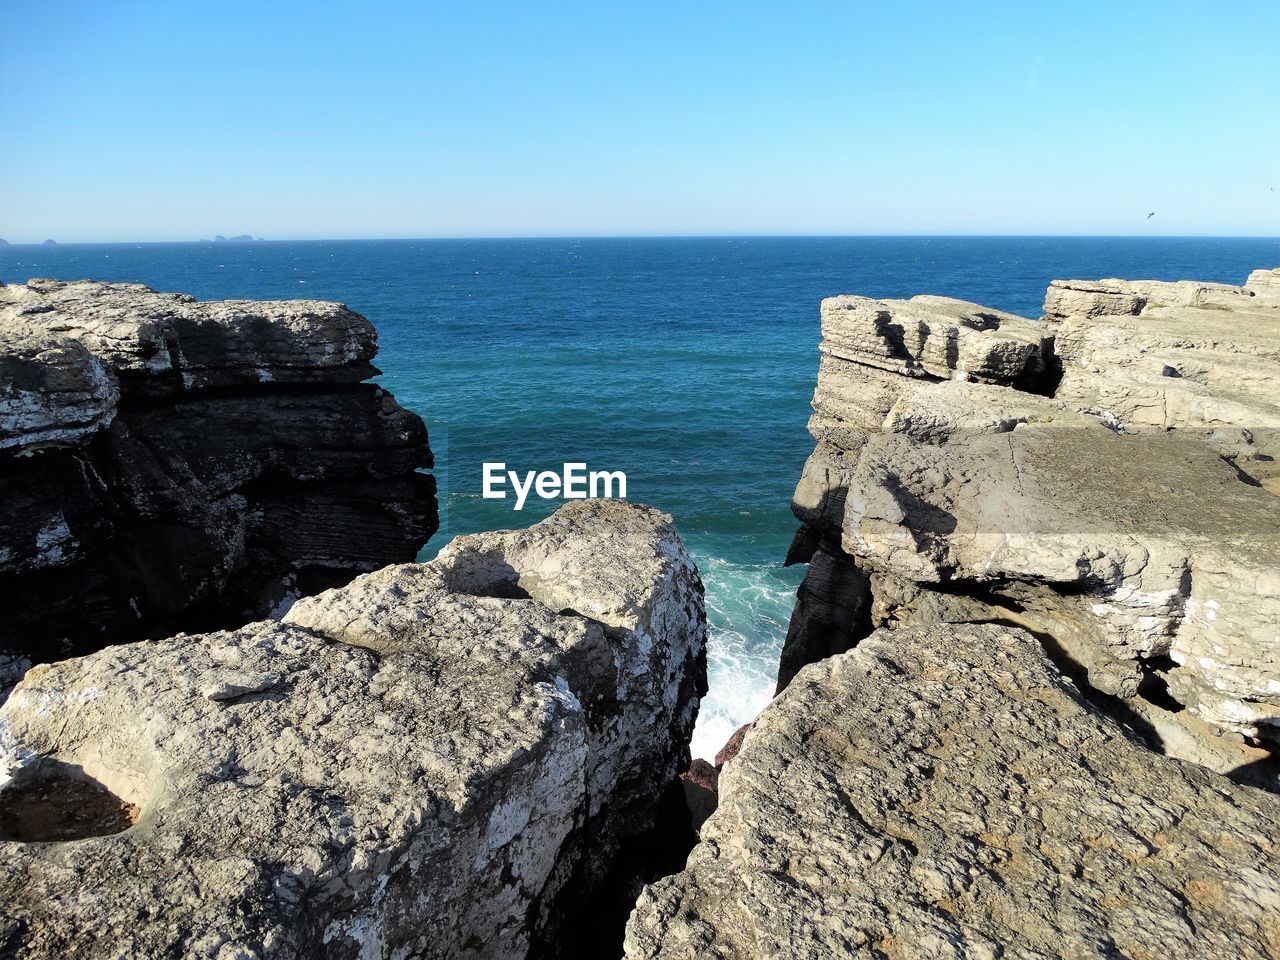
[
  {"xmin": 0, "ymin": 500, "xmax": 706, "ymax": 960},
  {"xmin": 625, "ymin": 624, "xmax": 1280, "ymax": 960},
  {"xmin": 0, "ymin": 280, "xmax": 436, "ymax": 663}
]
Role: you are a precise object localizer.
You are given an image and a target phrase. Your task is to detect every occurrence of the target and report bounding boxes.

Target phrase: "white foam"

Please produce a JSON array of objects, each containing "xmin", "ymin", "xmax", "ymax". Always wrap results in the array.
[{"xmin": 689, "ymin": 554, "xmax": 800, "ymax": 761}]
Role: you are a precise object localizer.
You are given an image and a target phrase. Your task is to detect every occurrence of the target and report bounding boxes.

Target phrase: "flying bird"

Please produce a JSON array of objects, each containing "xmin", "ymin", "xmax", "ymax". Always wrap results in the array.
[{"xmin": 1147, "ymin": 211, "xmax": 1156, "ymax": 219}]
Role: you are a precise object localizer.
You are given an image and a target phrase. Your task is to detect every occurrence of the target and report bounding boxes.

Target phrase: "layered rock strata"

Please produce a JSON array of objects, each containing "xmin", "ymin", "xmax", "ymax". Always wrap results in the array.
[
  {"xmin": 1044, "ymin": 269, "xmax": 1280, "ymax": 489},
  {"xmin": 782, "ymin": 270, "xmax": 1280, "ymax": 774},
  {"xmin": 626, "ymin": 624, "xmax": 1280, "ymax": 959},
  {"xmin": 0, "ymin": 279, "xmax": 437, "ymax": 668},
  {"xmin": 0, "ymin": 500, "xmax": 707, "ymax": 960}
]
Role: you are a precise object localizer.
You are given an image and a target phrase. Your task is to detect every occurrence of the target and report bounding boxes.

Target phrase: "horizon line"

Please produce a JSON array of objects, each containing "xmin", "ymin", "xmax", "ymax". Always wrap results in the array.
[{"xmin": 3, "ymin": 232, "xmax": 1280, "ymax": 247}]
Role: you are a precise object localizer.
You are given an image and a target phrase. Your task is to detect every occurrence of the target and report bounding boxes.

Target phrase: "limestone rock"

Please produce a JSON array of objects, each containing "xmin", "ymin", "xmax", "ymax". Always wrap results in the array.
[
  {"xmin": 790, "ymin": 438, "xmax": 860, "ymax": 533},
  {"xmin": 1045, "ymin": 276, "xmax": 1280, "ymax": 449},
  {"xmin": 0, "ymin": 280, "xmax": 436, "ymax": 663},
  {"xmin": 1246, "ymin": 267, "xmax": 1280, "ymax": 298},
  {"xmin": 625, "ymin": 624, "xmax": 1280, "ymax": 960},
  {"xmin": 880, "ymin": 377, "xmax": 1101, "ymax": 444},
  {"xmin": 786, "ymin": 266, "xmax": 1280, "ymax": 774},
  {"xmin": 797, "ymin": 356, "xmax": 1095, "ymax": 538},
  {"xmin": 0, "ymin": 279, "xmax": 377, "ymax": 392},
  {"xmin": 820, "ymin": 294, "xmax": 1051, "ymax": 385},
  {"xmin": 0, "ymin": 333, "xmax": 117, "ymax": 452},
  {"xmin": 1043, "ymin": 276, "xmax": 1271, "ymax": 323},
  {"xmin": 0, "ymin": 500, "xmax": 706, "ymax": 960},
  {"xmin": 776, "ymin": 542, "xmax": 869, "ymax": 694},
  {"xmin": 842, "ymin": 428, "xmax": 1280, "ymax": 742}
]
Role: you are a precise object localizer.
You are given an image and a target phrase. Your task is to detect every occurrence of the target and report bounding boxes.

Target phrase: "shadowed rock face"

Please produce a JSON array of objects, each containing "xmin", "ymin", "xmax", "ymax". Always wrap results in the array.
[
  {"xmin": 0, "ymin": 280, "xmax": 437, "ymax": 672},
  {"xmin": 781, "ymin": 268, "xmax": 1280, "ymax": 779},
  {"xmin": 844, "ymin": 429, "xmax": 1280, "ymax": 739},
  {"xmin": 0, "ymin": 500, "xmax": 707, "ymax": 960},
  {"xmin": 625, "ymin": 624, "xmax": 1280, "ymax": 960}
]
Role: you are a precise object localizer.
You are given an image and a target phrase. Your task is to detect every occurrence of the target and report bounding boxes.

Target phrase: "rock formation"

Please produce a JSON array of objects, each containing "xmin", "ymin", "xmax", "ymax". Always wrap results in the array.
[
  {"xmin": 625, "ymin": 623, "xmax": 1280, "ymax": 959},
  {"xmin": 0, "ymin": 500, "xmax": 707, "ymax": 960},
  {"xmin": 0, "ymin": 279, "xmax": 437, "ymax": 676},
  {"xmin": 1044, "ymin": 270, "xmax": 1280, "ymax": 492},
  {"xmin": 780, "ymin": 269, "xmax": 1280, "ymax": 780}
]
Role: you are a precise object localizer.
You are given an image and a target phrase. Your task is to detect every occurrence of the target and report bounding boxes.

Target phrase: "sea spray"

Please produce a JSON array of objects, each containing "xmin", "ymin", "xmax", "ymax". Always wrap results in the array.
[{"xmin": 689, "ymin": 553, "xmax": 803, "ymax": 761}]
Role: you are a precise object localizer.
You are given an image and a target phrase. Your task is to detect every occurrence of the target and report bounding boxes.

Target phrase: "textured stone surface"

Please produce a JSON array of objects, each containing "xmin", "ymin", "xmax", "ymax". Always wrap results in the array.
[
  {"xmin": 843, "ymin": 428, "xmax": 1280, "ymax": 742},
  {"xmin": 0, "ymin": 279, "xmax": 378, "ymax": 391},
  {"xmin": 785, "ymin": 266, "xmax": 1280, "ymax": 774},
  {"xmin": 712, "ymin": 723, "xmax": 750, "ymax": 768},
  {"xmin": 1045, "ymin": 276, "xmax": 1280, "ymax": 450},
  {"xmin": 626, "ymin": 624, "xmax": 1280, "ymax": 960},
  {"xmin": 820, "ymin": 294, "xmax": 1051, "ymax": 385},
  {"xmin": 0, "ymin": 500, "xmax": 706, "ymax": 960},
  {"xmin": 0, "ymin": 279, "xmax": 436, "ymax": 663},
  {"xmin": 0, "ymin": 333, "xmax": 117, "ymax": 451},
  {"xmin": 795, "ymin": 358, "xmax": 1099, "ymax": 538},
  {"xmin": 776, "ymin": 542, "xmax": 868, "ymax": 693},
  {"xmin": 1247, "ymin": 267, "xmax": 1280, "ymax": 297},
  {"xmin": 0, "ymin": 657, "xmax": 29, "ymax": 707}
]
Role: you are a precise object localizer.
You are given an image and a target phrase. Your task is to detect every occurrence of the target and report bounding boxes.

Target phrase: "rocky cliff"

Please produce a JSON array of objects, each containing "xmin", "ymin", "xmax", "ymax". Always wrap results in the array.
[
  {"xmin": 0, "ymin": 500, "xmax": 707, "ymax": 959},
  {"xmin": 0, "ymin": 279, "xmax": 438, "ymax": 675},
  {"xmin": 626, "ymin": 623, "xmax": 1280, "ymax": 959},
  {"xmin": 782, "ymin": 268, "xmax": 1280, "ymax": 778},
  {"xmin": 627, "ymin": 267, "xmax": 1280, "ymax": 958}
]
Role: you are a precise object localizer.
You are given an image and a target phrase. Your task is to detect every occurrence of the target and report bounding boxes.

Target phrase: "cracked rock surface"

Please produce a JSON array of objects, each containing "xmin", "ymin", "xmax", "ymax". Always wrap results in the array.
[
  {"xmin": 783, "ymin": 267, "xmax": 1280, "ymax": 776},
  {"xmin": 0, "ymin": 279, "xmax": 437, "ymax": 666},
  {"xmin": 1045, "ymin": 272, "xmax": 1280, "ymax": 489},
  {"xmin": 0, "ymin": 500, "xmax": 706, "ymax": 960},
  {"xmin": 844, "ymin": 429, "xmax": 1280, "ymax": 738},
  {"xmin": 625, "ymin": 624, "xmax": 1280, "ymax": 960}
]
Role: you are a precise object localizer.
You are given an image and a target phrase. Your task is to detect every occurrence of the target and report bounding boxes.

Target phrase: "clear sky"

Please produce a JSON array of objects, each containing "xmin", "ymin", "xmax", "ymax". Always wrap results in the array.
[{"xmin": 2, "ymin": 0, "xmax": 1277, "ymax": 241}]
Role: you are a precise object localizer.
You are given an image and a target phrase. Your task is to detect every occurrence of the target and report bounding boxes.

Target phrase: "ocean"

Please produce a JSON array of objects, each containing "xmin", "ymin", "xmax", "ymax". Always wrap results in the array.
[{"xmin": 5, "ymin": 236, "xmax": 1277, "ymax": 759}]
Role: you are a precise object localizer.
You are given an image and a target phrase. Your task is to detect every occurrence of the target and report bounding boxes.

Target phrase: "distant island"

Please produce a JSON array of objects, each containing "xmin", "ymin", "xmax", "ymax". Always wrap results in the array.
[
  {"xmin": 41, "ymin": 239, "xmax": 56, "ymax": 246},
  {"xmin": 203, "ymin": 234, "xmax": 259, "ymax": 243}
]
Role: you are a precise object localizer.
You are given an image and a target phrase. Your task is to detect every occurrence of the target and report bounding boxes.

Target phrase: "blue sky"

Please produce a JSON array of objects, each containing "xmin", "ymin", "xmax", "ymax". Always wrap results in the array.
[{"xmin": 2, "ymin": 0, "xmax": 1277, "ymax": 240}]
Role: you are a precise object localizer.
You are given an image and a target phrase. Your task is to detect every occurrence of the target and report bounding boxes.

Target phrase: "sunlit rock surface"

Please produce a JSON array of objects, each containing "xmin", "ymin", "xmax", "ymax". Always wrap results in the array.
[
  {"xmin": 782, "ymin": 267, "xmax": 1280, "ymax": 774},
  {"xmin": 0, "ymin": 500, "xmax": 706, "ymax": 960},
  {"xmin": 626, "ymin": 624, "xmax": 1280, "ymax": 960}
]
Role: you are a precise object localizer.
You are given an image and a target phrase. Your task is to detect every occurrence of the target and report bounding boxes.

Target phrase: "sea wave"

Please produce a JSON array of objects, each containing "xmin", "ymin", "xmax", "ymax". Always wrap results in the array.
[{"xmin": 689, "ymin": 553, "xmax": 801, "ymax": 761}]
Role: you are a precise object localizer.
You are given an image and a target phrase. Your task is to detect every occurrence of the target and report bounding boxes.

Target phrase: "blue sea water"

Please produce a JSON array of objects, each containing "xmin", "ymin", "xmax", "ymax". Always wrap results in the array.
[{"xmin": 4, "ymin": 236, "xmax": 1278, "ymax": 758}]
